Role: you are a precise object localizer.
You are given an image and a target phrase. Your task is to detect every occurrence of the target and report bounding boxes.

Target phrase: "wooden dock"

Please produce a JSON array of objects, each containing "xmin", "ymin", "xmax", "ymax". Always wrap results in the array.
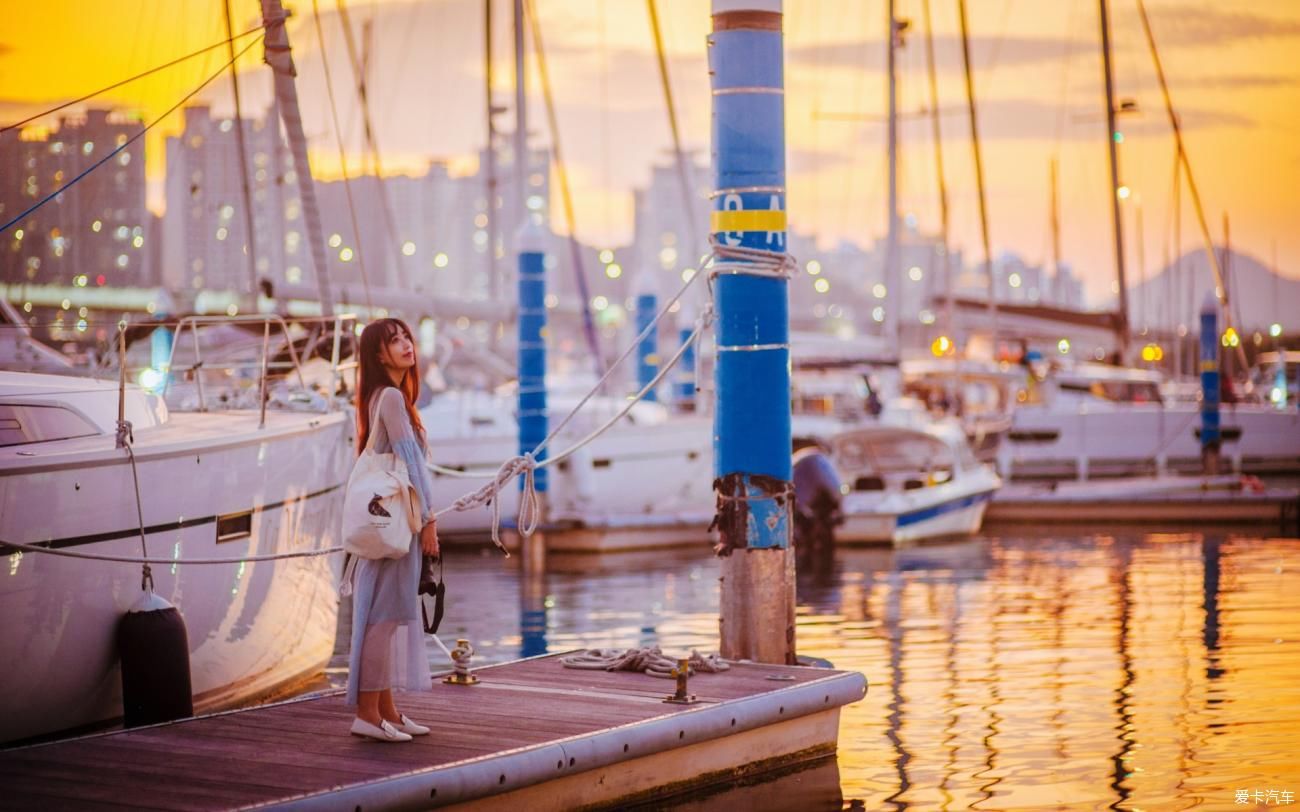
[{"xmin": 0, "ymin": 653, "xmax": 867, "ymax": 811}]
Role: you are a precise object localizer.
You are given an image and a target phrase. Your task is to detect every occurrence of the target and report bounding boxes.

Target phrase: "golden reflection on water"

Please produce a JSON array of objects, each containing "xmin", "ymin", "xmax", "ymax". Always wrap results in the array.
[
  {"xmin": 810, "ymin": 534, "xmax": 1300, "ymax": 810},
  {"xmin": 331, "ymin": 532, "xmax": 1300, "ymax": 810}
]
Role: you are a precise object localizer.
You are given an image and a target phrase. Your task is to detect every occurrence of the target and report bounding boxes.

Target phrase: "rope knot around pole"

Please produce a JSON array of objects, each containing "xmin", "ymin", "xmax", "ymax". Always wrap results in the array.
[
  {"xmin": 706, "ymin": 236, "xmax": 798, "ymax": 282},
  {"xmin": 438, "ymin": 453, "xmax": 543, "ymax": 556}
]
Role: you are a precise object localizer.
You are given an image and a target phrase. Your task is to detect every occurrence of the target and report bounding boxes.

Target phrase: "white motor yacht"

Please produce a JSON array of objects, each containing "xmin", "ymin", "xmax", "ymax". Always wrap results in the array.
[
  {"xmin": 829, "ymin": 418, "xmax": 1002, "ymax": 545},
  {"xmin": 0, "ymin": 318, "xmax": 352, "ymax": 744},
  {"xmin": 1000, "ymin": 362, "xmax": 1300, "ymax": 480}
]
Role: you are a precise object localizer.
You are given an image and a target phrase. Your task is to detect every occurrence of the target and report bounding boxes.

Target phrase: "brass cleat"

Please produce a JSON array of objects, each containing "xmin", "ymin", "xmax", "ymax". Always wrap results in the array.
[
  {"xmin": 663, "ymin": 657, "xmax": 699, "ymax": 705},
  {"xmin": 443, "ymin": 638, "xmax": 481, "ymax": 686}
]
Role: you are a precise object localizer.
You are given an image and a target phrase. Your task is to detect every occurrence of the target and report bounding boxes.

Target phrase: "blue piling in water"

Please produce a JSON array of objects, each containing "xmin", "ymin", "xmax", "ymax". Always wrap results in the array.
[
  {"xmin": 710, "ymin": 0, "xmax": 791, "ymax": 551},
  {"xmin": 518, "ymin": 224, "xmax": 548, "ymax": 492},
  {"xmin": 674, "ymin": 298, "xmax": 697, "ymax": 411},
  {"xmin": 634, "ymin": 271, "xmax": 659, "ymax": 402},
  {"xmin": 1199, "ymin": 293, "xmax": 1220, "ymax": 475}
]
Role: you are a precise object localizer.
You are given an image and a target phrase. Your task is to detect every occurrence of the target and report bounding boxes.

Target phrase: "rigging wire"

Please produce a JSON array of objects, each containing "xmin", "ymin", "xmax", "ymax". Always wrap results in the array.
[
  {"xmin": 0, "ymin": 24, "xmax": 265, "ymax": 134},
  {"xmin": 598, "ymin": 0, "xmax": 612, "ymax": 238},
  {"xmin": 1, "ymin": 35, "xmax": 265, "ymax": 237},
  {"xmin": 225, "ymin": 0, "xmax": 262, "ymax": 302},
  {"xmin": 522, "ymin": 0, "xmax": 605, "ymax": 376},
  {"xmin": 920, "ymin": 0, "xmax": 953, "ymax": 336},
  {"xmin": 956, "ymin": 0, "xmax": 998, "ymax": 345},
  {"xmin": 1044, "ymin": 0, "xmax": 1079, "ymax": 267},
  {"xmin": 310, "ymin": 0, "xmax": 375, "ymax": 312},
  {"xmin": 334, "ymin": 0, "xmax": 409, "ymax": 287},
  {"xmin": 646, "ymin": 0, "xmax": 701, "ymax": 263},
  {"xmin": 1133, "ymin": 0, "xmax": 1248, "ymax": 372}
]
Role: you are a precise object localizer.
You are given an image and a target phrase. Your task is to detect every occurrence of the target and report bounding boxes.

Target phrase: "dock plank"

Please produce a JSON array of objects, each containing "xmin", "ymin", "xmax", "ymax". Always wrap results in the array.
[{"xmin": 0, "ymin": 653, "xmax": 866, "ymax": 811}]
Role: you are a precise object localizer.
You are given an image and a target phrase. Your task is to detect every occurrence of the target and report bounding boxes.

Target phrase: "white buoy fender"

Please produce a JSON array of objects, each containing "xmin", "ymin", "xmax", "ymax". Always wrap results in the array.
[{"xmin": 118, "ymin": 591, "xmax": 193, "ymax": 728}]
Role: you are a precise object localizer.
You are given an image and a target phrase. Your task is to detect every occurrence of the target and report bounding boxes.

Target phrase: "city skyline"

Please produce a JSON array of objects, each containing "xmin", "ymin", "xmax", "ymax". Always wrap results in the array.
[{"xmin": 2, "ymin": 0, "xmax": 1298, "ymax": 309}]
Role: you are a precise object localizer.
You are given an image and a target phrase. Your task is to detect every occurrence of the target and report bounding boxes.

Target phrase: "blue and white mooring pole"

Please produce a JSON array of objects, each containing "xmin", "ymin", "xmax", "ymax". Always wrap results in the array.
[
  {"xmin": 517, "ymin": 222, "xmax": 548, "ymax": 494},
  {"xmin": 634, "ymin": 269, "xmax": 660, "ymax": 402},
  {"xmin": 1199, "ymin": 292, "xmax": 1220, "ymax": 475},
  {"xmin": 710, "ymin": 0, "xmax": 796, "ymax": 665}
]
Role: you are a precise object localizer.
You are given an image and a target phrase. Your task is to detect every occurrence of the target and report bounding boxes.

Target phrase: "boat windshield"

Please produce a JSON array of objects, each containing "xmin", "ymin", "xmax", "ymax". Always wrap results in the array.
[
  {"xmin": 1251, "ymin": 355, "xmax": 1299, "ymax": 407},
  {"xmin": 1059, "ymin": 378, "xmax": 1163, "ymax": 404},
  {"xmin": 834, "ymin": 431, "xmax": 954, "ymax": 479}
]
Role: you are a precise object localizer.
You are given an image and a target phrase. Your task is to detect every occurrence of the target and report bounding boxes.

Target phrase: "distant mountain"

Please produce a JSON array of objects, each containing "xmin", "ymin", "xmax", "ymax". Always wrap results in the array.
[{"xmin": 1127, "ymin": 248, "xmax": 1298, "ymax": 331}]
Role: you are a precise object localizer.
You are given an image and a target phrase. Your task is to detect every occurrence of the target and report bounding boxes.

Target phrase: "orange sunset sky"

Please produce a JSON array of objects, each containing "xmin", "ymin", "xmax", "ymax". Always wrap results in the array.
[{"xmin": 2, "ymin": 0, "xmax": 1298, "ymax": 305}]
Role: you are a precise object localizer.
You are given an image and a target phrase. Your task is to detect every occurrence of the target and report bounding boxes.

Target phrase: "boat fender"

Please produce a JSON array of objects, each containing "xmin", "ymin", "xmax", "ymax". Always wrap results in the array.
[{"xmin": 118, "ymin": 590, "xmax": 193, "ymax": 728}]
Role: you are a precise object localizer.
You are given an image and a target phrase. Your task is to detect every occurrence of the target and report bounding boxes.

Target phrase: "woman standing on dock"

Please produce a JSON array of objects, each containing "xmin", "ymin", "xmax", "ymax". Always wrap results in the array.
[{"xmin": 346, "ymin": 319, "xmax": 439, "ymax": 742}]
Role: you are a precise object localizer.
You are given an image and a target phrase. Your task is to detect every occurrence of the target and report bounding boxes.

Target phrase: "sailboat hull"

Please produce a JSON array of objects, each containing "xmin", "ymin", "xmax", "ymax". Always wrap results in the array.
[{"xmin": 0, "ymin": 410, "xmax": 350, "ymax": 744}]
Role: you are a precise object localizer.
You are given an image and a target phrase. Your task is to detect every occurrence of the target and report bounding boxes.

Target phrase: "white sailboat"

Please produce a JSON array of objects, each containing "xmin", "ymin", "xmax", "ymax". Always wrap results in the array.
[
  {"xmin": 419, "ymin": 387, "xmax": 714, "ymax": 548},
  {"xmin": 0, "ymin": 318, "xmax": 353, "ymax": 744}
]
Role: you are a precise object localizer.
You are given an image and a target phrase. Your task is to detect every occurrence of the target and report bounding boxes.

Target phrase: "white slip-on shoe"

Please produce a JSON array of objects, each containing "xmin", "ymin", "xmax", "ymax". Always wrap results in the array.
[
  {"xmin": 395, "ymin": 714, "xmax": 430, "ymax": 736},
  {"xmin": 351, "ymin": 717, "xmax": 412, "ymax": 742}
]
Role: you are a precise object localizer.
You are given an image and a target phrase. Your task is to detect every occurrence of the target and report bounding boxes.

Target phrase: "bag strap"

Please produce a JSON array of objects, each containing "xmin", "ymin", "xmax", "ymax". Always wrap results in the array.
[
  {"xmin": 362, "ymin": 389, "xmax": 389, "ymax": 454},
  {"xmin": 420, "ymin": 556, "xmax": 445, "ymax": 634}
]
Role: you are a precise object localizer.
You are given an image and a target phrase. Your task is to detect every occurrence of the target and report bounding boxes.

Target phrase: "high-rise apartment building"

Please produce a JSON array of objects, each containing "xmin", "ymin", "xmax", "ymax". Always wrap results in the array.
[
  {"xmin": 162, "ymin": 105, "xmax": 301, "ymax": 299},
  {"xmin": 1, "ymin": 109, "xmax": 149, "ymax": 288}
]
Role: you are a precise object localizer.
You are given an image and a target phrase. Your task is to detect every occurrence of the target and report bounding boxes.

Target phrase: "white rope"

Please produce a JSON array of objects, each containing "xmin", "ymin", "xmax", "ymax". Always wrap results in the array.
[
  {"xmin": 559, "ymin": 646, "xmax": 730, "ymax": 678},
  {"xmin": 426, "ymin": 267, "xmax": 709, "ymax": 482},
  {"xmin": 433, "ymin": 453, "xmax": 538, "ymax": 554},
  {"xmin": 414, "ymin": 307, "xmax": 713, "ymax": 552},
  {"xmin": 410, "ymin": 236, "xmax": 791, "ymax": 547},
  {"xmin": 0, "ymin": 537, "xmax": 342, "ymax": 565},
  {"xmin": 706, "ymin": 236, "xmax": 798, "ymax": 281},
  {"xmin": 542, "ymin": 311, "xmax": 711, "ymax": 470}
]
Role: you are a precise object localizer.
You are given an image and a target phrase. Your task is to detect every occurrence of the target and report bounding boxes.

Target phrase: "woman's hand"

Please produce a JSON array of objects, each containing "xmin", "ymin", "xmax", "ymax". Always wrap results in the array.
[{"xmin": 419, "ymin": 520, "xmax": 440, "ymax": 558}]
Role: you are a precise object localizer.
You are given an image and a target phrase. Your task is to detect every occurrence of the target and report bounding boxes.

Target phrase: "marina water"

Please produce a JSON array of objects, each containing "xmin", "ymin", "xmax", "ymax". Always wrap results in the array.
[{"xmin": 326, "ymin": 529, "xmax": 1300, "ymax": 810}]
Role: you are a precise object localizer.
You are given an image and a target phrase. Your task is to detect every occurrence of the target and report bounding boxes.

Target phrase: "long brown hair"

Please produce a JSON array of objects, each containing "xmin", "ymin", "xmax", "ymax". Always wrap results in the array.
[{"xmin": 355, "ymin": 318, "xmax": 425, "ymax": 452}]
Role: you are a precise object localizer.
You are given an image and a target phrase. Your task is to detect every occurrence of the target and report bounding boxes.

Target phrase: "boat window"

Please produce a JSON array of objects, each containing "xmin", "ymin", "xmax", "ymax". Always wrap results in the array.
[
  {"xmin": 836, "ymin": 433, "xmax": 954, "ymax": 477},
  {"xmin": 0, "ymin": 403, "xmax": 100, "ymax": 448},
  {"xmin": 1089, "ymin": 380, "xmax": 1163, "ymax": 404}
]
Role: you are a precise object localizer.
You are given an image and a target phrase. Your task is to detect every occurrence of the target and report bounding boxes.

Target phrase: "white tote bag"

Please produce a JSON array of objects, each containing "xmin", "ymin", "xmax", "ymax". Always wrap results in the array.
[{"xmin": 341, "ymin": 427, "xmax": 419, "ymax": 560}]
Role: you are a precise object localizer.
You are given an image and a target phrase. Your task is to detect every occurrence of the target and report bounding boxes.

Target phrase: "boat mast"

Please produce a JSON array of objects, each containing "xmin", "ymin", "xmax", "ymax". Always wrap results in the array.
[
  {"xmin": 920, "ymin": 0, "xmax": 951, "ymax": 342},
  {"xmin": 512, "ymin": 0, "xmax": 527, "ymax": 270},
  {"xmin": 1098, "ymin": 0, "xmax": 1130, "ymax": 362},
  {"xmin": 956, "ymin": 0, "xmax": 996, "ymax": 356},
  {"xmin": 224, "ymin": 0, "xmax": 260, "ymax": 310},
  {"xmin": 1050, "ymin": 157, "xmax": 1062, "ymax": 296},
  {"xmin": 485, "ymin": 0, "xmax": 500, "ymax": 344},
  {"xmin": 884, "ymin": 0, "xmax": 901, "ymax": 352},
  {"xmin": 1133, "ymin": 0, "xmax": 1247, "ymax": 372},
  {"xmin": 260, "ymin": 0, "xmax": 335, "ymax": 314}
]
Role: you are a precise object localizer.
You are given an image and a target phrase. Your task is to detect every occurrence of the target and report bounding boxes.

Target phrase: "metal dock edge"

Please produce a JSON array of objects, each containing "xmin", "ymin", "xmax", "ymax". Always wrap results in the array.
[{"xmin": 267, "ymin": 668, "xmax": 867, "ymax": 811}]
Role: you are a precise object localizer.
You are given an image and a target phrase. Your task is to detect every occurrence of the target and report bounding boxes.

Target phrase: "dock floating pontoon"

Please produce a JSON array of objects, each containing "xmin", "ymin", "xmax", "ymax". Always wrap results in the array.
[{"xmin": 0, "ymin": 652, "xmax": 867, "ymax": 811}]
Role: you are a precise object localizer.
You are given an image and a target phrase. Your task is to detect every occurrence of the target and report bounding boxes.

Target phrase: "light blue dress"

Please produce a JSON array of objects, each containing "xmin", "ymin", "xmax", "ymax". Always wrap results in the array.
[{"xmin": 345, "ymin": 386, "xmax": 437, "ymax": 705}]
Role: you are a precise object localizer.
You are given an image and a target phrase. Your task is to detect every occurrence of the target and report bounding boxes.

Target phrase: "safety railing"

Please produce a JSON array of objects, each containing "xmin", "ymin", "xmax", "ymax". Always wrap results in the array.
[{"xmin": 116, "ymin": 313, "xmax": 357, "ymax": 429}]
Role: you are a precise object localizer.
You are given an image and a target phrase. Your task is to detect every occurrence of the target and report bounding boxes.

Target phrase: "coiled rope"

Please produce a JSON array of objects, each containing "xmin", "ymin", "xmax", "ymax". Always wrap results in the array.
[{"xmin": 559, "ymin": 646, "xmax": 730, "ymax": 678}]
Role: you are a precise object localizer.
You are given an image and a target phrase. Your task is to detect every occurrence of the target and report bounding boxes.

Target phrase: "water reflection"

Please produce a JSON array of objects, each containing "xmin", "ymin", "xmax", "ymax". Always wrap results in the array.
[{"xmin": 329, "ymin": 531, "xmax": 1299, "ymax": 809}]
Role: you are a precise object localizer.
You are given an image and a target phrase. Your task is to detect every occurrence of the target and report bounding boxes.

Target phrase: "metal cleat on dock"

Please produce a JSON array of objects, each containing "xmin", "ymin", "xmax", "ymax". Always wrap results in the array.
[
  {"xmin": 443, "ymin": 638, "xmax": 481, "ymax": 686},
  {"xmin": 663, "ymin": 657, "xmax": 700, "ymax": 705}
]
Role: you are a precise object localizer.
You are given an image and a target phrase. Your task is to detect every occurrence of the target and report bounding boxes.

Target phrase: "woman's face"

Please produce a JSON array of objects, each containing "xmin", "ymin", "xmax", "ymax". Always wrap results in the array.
[{"xmin": 379, "ymin": 326, "xmax": 416, "ymax": 372}]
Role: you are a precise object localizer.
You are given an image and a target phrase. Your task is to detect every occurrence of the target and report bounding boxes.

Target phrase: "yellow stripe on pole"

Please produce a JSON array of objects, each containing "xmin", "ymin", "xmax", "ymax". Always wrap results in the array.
[{"xmin": 711, "ymin": 209, "xmax": 787, "ymax": 233}]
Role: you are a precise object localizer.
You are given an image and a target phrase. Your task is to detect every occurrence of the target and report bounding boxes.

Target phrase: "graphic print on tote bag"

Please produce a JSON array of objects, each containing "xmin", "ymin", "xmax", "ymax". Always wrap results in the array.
[{"xmin": 368, "ymin": 494, "xmax": 392, "ymax": 519}]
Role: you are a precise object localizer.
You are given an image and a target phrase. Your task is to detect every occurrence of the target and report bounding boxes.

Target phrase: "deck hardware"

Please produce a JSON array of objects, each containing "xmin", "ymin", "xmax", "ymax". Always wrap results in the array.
[
  {"xmin": 765, "ymin": 674, "xmax": 796, "ymax": 681},
  {"xmin": 443, "ymin": 638, "xmax": 480, "ymax": 685},
  {"xmin": 663, "ymin": 658, "xmax": 699, "ymax": 704}
]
